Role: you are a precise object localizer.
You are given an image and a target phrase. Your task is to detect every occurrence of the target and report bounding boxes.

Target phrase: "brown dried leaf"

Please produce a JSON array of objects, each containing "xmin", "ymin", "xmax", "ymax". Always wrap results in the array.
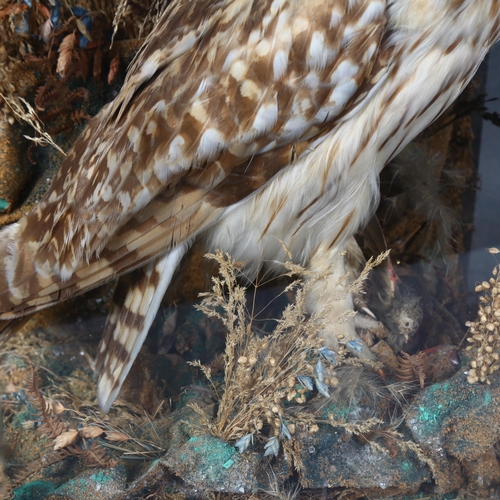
[
  {"xmin": 45, "ymin": 399, "xmax": 65, "ymax": 415},
  {"xmin": 105, "ymin": 431, "xmax": 129, "ymax": 442},
  {"xmin": 57, "ymin": 33, "xmax": 76, "ymax": 77},
  {"xmin": 79, "ymin": 426, "xmax": 105, "ymax": 439},
  {"xmin": 58, "ymin": 32, "xmax": 76, "ymax": 53},
  {"xmin": 53, "ymin": 429, "xmax": 79, "ymax": 450},
  {"xmin": 40, "ymin": 18, "xmax": 52, "ymax": 44},
  {"xmin": 108, "ymin": 54, "xmax": 120, "ymax": 84}
]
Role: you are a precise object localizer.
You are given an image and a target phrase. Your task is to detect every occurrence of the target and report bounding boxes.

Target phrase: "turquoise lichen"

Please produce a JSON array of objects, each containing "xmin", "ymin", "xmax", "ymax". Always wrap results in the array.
[
  {"xmin": 89, "ymin": 470, "xmax": 114, "ymax": 484},
  {"xmin": 401, "ymin": 460, "xmax": 411, "ymax": 472},
  {"xmin": 60, "ymin": 478, "xmax": 75, "ymax": 492},
  {"xmin": 319, "ymin": 400, "xmax": 350, "ymax": 421},
  {"xmin": 13, "ymin": 480, "xmax": 57, "ymax": 499},
  {"xmin": 484, "ymin": 390, "xmax": 492, "ymax": 405},
  {"xmin": 183, "ymin": 435, "xmax": 238, "ymax": 478},
  {"xmin": 427, "ymin": 381, "xmax": 451, "ymax": 398},
  {"xmin": 418, "ymin": 405, "xmax": 440, "ymax": 425}
]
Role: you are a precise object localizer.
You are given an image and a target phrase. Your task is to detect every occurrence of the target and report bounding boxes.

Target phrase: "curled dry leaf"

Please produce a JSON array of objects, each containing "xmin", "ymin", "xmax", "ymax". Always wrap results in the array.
[
  {"xmin": 57, "ymin": 32, "xmax": 76, "ymax": 77},
  {"xmin": 79, "ymin": 426, "xmax": 105, "ymax": 439},
  {"xmin": 108, "ymin": 54, "xmax": 120, "ymax": 85},
  {"xmin": 53, "ymin": 429, "xmax": 79, "ymax": 450},
  {"xmin": 40, "ymin": 18, "xmax": 53, "ymax": 44},
  {"xmin": 105, "ymin": 431, "xmax": 129, "ymax": 442},
  {"xmin": 45, "ymin": 399, "xmax": 65, "ymax": 415}
]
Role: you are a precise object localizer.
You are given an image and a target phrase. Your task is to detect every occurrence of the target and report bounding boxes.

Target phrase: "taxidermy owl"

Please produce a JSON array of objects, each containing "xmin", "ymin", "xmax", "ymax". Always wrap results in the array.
[{"xmin": 0, "ymin": 0, "xmax": 499, "ymax": 411}]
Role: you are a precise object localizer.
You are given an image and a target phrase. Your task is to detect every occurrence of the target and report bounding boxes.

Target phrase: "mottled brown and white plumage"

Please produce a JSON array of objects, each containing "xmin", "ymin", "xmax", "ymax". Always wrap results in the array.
[{"xmin": 0, "ymin": 0, "xmax": 499, "ymax": 411}]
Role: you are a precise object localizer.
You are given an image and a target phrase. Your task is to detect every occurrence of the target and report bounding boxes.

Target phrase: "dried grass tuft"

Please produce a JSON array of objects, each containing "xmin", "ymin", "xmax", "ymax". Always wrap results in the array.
[
  {"xmin": 189, "ymin": 249, "xmax": 391, "ymax": 468},
  {"xmin": 1, "ymin": 94, "xmax": 66, "ymax": 156}
]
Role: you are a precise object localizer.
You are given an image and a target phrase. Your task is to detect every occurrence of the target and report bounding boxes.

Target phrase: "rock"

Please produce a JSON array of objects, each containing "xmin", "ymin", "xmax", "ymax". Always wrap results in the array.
[
  {"xmin": 460, "ymin": 448, "xmax": 500, "ymax": 497},
  {"xmin": 296, "ymin": 425, "xmax": 429, "ymax": 497},
  {"xmin": 406, "ymin": 369, "xmax": 500, "ymax": 493},
  {"xmin": 50, "ymin": 467, "xmax": 127, "ymax": 500},
  {"xmin": 163, "ymin": 434, "xmax": 276, "ymax": 495}
]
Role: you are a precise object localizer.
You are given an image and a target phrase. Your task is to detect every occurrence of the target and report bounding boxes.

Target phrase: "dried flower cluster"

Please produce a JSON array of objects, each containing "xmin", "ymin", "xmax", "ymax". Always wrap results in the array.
[{"xmin": 466, "ymin": 248, "xmax": 500, "ymax": 384}]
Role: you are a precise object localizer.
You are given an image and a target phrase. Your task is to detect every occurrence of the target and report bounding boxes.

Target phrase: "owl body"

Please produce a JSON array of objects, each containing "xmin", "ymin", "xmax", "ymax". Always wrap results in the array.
[{"xmin": 0, "ymin": 0, "xmax": 499, "ymax": 410}]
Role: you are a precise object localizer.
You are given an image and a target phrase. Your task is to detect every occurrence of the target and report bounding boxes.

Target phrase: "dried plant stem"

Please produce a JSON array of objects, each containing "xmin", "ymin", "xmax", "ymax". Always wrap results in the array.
[{"xmin": 1, "ymin": 94, "xmax": 66, "ymax": 156}]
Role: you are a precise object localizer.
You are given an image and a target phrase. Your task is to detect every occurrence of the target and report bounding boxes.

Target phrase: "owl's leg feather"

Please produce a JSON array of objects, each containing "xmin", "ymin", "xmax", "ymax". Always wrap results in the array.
[
  {"xmin": 307, "ymin": 241, "xmax": 375, "ymax": 360},
  {"xmin": 96, "ymin": 241, "xmax": 190, "ymax": 412}
]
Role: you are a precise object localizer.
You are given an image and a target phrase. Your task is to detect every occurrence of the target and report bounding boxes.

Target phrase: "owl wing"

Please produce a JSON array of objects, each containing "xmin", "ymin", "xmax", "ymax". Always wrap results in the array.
[{"xmin": 0, "ymin": 0, "xmax": 390, "ymax": 318}]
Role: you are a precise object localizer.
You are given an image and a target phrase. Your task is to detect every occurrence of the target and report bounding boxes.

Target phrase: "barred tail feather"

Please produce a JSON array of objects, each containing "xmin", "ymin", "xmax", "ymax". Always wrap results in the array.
[{"xmin": 96, "ymin": 241, "xmax": 190, "ymax": 413}]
